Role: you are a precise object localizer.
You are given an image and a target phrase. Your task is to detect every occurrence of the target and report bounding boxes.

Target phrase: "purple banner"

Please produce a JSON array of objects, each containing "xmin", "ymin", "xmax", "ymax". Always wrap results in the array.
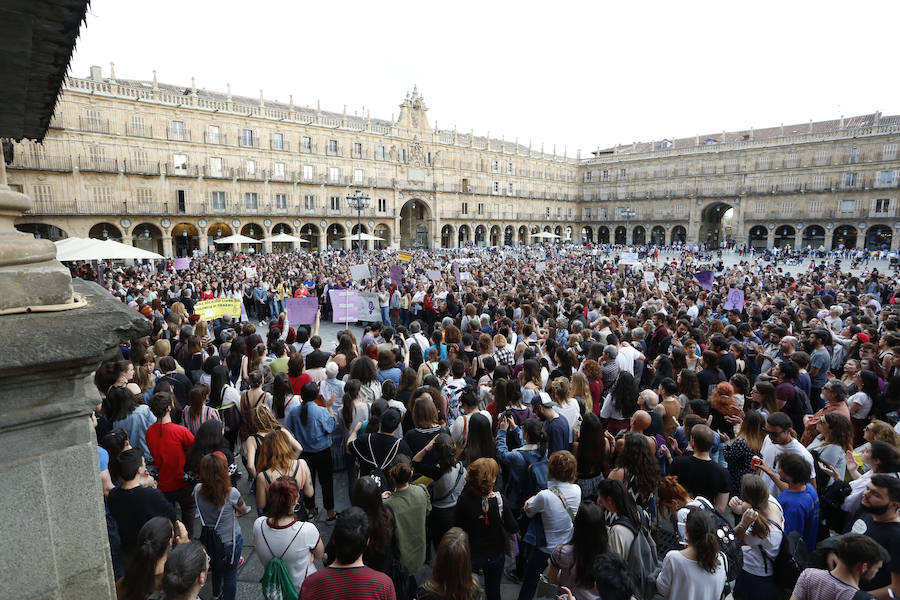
[
  {"xmin": 693, "ymin": 270, "xmax": 714, "ymax": 291},
  {"xmin": 285, "ymin": 296, "xmax": 319, "ymax": 325},
  {"xmin": 390, "ymin": 264, "xmax": 402, "ymax": 287},
  {"xmin": 453, "ymin": 261, "xmax": 461, "ymax": 287},
  {"xmin": 329, "ymin": 288, "xmax": 359, "ymax": 323},
  {"xmin": 173, "ymin": 258, "xmax": 190, "ymax": 270},
  {"xmin": 723, "ymin": 288, "xmax": 745, "ymax": 311}
]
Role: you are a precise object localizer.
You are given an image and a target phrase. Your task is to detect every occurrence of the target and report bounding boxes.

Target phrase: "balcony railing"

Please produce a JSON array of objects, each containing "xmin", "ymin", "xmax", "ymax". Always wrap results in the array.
[
  {"xmin": 126, "ymin": 124, "xmax": 153, "ymax": 138},
  {"xmin": 78, "ymin": 117, "xmax": 111, "ymax": 134},
  {"xmin": 124, "ymin": 160, "xmax": 161, "ymax": 175},
  {"xmin": 166, "ymin": 128, "xmax": 191, "ymax": 142},
  {"xmin": 79, "ymin": 156, "xmax": 119, "ymax": 173},
  {"xmin": 164, "ymin": 163, "xmax": 198, "ymax": 177},
  {"xmin": 6, "ymin": 154, "xmax": 72, "ymax": 171},
  {"xmin": 203, "ymin": 165, "xmax": 234, "ymax": 179},
  {"xmin": 203, "ymin": 132, "xmax": 228, "ymax": 145},
  {"xmin": 270, "ymin": 140, "xmax": 291, "ymax": 152}
]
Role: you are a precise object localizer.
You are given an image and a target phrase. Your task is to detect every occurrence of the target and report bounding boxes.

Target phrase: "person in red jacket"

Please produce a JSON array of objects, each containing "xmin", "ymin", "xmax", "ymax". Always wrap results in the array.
[{"xmin": 146, "ymin": 390, "xmax": 196, "ymax": 538}]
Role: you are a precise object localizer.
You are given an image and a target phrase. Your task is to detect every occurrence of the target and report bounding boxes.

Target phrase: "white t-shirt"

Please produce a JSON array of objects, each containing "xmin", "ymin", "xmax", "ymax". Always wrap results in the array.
[
  {"xmin": 252, "ymin": 518, "xmax": 320, "ymax": 591},
  {"xmin": 555, "ymin": 400, "xmax": 581, "ymax": 443},
  {"xmin": 760, "ymin": 437, "xmax": 816, "ymax": 496},
  {"xmin": 740, "ymin": 497, "xmax": 784, "ymax": 577},
  {"xmin": 656, "ymin": 550, "xmax": 726, "ymax": 600},
  {"xmin": 616, "ymin": 344, "xmax": 640, "ymax": 375},
  {"xmin": 847, "ymin": 392, "xmax": 873, "ymax": 419},
  {"xmin": 265, "ymin": 394, "xmax": 301, "ymax": 428},
  {"xmin": 524, "ymin": 481, "xmax": 582, "ymax": 553},
  {"xmin": 449, "ymin": 410, "xmax": 493, "ymax": 446}
]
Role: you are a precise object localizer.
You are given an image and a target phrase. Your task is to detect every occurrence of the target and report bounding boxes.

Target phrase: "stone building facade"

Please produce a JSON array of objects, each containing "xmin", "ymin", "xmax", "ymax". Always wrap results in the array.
[{"xmin": 7, "ymin": 65, "xmax": 900, "ymax": 255}]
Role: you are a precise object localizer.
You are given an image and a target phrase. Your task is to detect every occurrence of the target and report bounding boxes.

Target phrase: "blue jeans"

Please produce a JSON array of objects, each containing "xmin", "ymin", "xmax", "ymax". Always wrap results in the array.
[
  {"xmin": 472, "ymin": 552, "xmax": 506, "ymax": 600},
  {"xmin": 517, "ymin": 544, "xmax": 550, "ymax": 600},
  {"xmin": 268, "ymin": 298, "xmax": 280, "ymax": 319},
  {"xmin": 381, "ymin": 306, "xmax": 391, "ymax": 326},
  {"xmin": 212, "ymin": 533, "xmax": 243, "ymax": 600},
  {"xmin": 733, "ymin": 570, "xmax": 774, "ymax": 600}
]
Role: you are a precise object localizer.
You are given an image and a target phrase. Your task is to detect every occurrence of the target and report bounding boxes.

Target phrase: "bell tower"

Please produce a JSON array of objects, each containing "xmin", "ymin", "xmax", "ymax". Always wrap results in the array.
[{"xmin": 397, "ymin": 86, "xmax": 430, "ymax": 131}]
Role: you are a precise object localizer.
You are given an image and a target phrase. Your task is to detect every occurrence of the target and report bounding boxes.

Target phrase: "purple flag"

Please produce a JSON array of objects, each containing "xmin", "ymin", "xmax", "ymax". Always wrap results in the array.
[
  {"xmin": 329, "ymin": 289, "xmax": 359, "ymax": 323},
  {"xmin": 173, "ymin": 258, "xmax": 190, "ymax": 270},
  {"xmin": 285, "ymin": 296, "xmax": 319, "ymax": 325},
  {"xmin": 390, "ymin": 264, "xmax": 402, "ymax": 287},
  {"xmin": 723, "ymin": 288, "xmax": 745, "ymax": 311},
  {"xmin": 693, "ymin": 270, "xmax": 714, "ymax": 291}
]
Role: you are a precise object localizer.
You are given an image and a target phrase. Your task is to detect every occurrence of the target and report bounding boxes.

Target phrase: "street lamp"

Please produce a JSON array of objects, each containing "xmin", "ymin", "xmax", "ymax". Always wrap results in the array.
[
  {"xmin": 621, "ymin": 207, "xmax": 636, "ymax": 246},
  {"xmin": 346, "ymin": 189, "xmax": 371, "ymax": 255}
]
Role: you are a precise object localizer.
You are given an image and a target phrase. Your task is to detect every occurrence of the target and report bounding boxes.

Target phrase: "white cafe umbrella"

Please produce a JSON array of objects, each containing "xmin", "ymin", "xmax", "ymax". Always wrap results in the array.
[
  {"xmin": 264, "ymin": 233, "xmax": 309, "ymax": 244},
  {"xmin": 55, "ymin": 237, "xmax": 164, "ymax": 261},
  {"xmin": 340, "ymin": 232, "xmax": 384, "ymax": 242},
  {"xmin": 213, "ymin": 233, "xmax": 262, "ymax": 244},
  {"xmin": 531, "ymin": 231, "xmax": 561, "ymax": 239}
]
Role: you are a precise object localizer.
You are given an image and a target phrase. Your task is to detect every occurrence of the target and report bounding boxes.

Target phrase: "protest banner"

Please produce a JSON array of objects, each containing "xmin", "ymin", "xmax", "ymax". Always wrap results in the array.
[
  {"xmin": 329, "ymin": 289, "xmax": 358, "ymax": 323},
  {"xmin": 397, "ymin": 251, "xmax": 412, "ymax": 262},
  {"xmin": 619, "ymin": 252, "xmax": 639, "ymax": 265},
  {"xmin": 349, "ymin": 263, "xmax": 371, "ymax": 282},
  {"xmin": 357, "ymin": 291, "xmax": 380, "ymax": 322},
  {"xmin": 658, "ymin": 281, "xmax": 670, "ymax": 292},
  {"xmin": 390, "ymin": 265, "xmax": 403, "ymax": 287},
  {"xmin": 453, "ymin": 261, "xmax": 461, "ymax": 286},
  {"xmin": 693, "ymin": 270, "xmax": 714, "ymax": 291},
  {"xmin": 284, "ymin": 296, "xmax": 318, "ymax": 325},
  {"xmin": 173, "ymin": 258, "xmax": 190, "ymax": 270},
  {"xmin": 535, "ymin": 262, "xmax": 547, "ymax": 272},
  {"xmin": 426, "ymin": 269, "xmax": 442, "ymax": 281},
  {"xmin": 243, "ymin": 266, "xmax": 257, "ymax": 279},
  {"xmin": 724, "ymin": 288, "xmax": 745, "ymax": 311},
  {"xmin": 194, "ymin": 298, "xmax": 242, "ymax": 321},
  {"xmin": 644, "ymin": 271, "xmax": 655, "ymax": 284}
]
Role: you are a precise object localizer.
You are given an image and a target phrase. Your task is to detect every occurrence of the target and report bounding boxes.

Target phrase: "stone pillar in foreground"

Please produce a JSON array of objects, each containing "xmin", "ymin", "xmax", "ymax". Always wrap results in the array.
[{"xmin": 0, "ymin": 173, "xmax": 150, "ymax": 599}]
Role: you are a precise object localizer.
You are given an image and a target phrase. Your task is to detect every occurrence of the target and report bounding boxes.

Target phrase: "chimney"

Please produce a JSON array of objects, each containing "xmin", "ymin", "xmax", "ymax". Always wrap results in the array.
[
  {"xmin": 109, "ymin": 62, "xmax": 116, "ymax": 83},
  {"xmin": 90, "ymin": 65, "xmax": 102, "ymax": 82}
]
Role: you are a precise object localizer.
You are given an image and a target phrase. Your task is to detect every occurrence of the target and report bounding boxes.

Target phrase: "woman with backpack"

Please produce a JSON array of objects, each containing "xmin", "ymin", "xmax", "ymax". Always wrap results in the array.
[
  {"xmin": 384, "ymin": 454, "xmax": 431, "ymax": 575},
  {"xmin": 728, "ymin": 473, "xmax": 784, "ymax": 600},
  {"xmin": 255, "ymin": 430, "xmax": 314, "ymax": 519},
  {"xmin": 519, "ymin": 451, "xmax": 582, "ymax": 600},
  {"xmin": 238, "ymin": 371, "xmax": 271, "ymax": 443},
  {"xmin": 412, "ymin": 433, "xmax": 466, "ymax": 555},
  {"xmin": 194, "ymin": 452, "xmax": 251, "ymax": 600},
  {"xmin": 209, "ymin": 365, "xmax": 241, "ymax": 450},
  {"xmin": 544, "ymin": 501, "xmax": 608, "ymax": 600},
  {"xmin": 252, "ymin": 476, "xmax": 324, "ymax": 598},
  {"xmin": 656, "ymin": 508, "xmax": 726, "ymax": 600},
  {"xmin": 116, "ymin": 516, "xmax": 189, "ymax": 600}
]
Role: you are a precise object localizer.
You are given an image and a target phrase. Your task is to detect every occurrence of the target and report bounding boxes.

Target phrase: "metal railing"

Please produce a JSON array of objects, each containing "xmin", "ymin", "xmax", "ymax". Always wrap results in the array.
[
  {"xmin": 6, "ymin": 154, "xmax": 72, "ymax": 171},
  {"xmin": 166, "ymin": 128, "xmax": 191, "ymax": 142},
  {"xmin": 124, "ymin": 160, "xmax": 161, "ymax": 175},
  {"xmin": 79, "ymin": 156, "xmax": 119, "ymax": 172},
  {"xmin": 78, "ymin": 116, "xmax": 111, "ymax": 134},
  {"xmin": 203, "ymin": 132, "xmax": 228, "ymax": 145},
  {"xmin": 125, "ymin": 124, "xmax": 153, "ymax": 138},
  {"xmin": 164, "ymin": 163, "xmax": 198, "ymax": 177}
]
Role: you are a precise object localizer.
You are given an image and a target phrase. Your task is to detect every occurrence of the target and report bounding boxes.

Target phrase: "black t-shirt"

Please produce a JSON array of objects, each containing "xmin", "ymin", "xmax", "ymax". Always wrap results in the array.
[
  {"xmin": 107, "ymin": 485, "xmax": 176, "ymax": 554},
  {"xmin": 669, "ymin": 455, "xmax": 730, "ymax": 504},
  {"xmin": 349, "ymin": 433, "xmax": 412, "ymax": 478},
  {"xmin": 718, "ymin": 353, "xmax": 737, "ymax": 380},
  {"xmin": 402, "ymin": 426, "xmax": 447, "ymax": 457},
  {"xmin": 306, "ymin": 349, "xmax": 330, "ymax": 370},
  {"xmin": 852, "ymin": 514, "xmax": 900, "ymax": 592}
]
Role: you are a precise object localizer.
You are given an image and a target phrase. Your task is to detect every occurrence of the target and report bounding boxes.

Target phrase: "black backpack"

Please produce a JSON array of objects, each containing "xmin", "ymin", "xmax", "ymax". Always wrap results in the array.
[
  {"xmin": 195, "ymin": 490, "xmax": 231, "ymax": 572},
  {"xmin": 764, "ymin": 519, "xmax": 809, "ymax": 591},
  {"xmin": 358, "ymin": 435, "xmax": 401, "ymax": 492},
  {"xmin": 694, "ymin": 496, "xmax": 743, "ymax": 582}
]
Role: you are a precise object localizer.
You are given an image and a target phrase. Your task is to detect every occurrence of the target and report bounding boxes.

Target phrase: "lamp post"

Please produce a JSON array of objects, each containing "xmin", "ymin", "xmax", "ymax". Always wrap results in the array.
[
  {"xmin": 621, "ymin": 207, "xmax": 636, "ymax": 247},
  {"xmin": 346, "ymin": 189, "xmax": 371, "ymax": 256}
]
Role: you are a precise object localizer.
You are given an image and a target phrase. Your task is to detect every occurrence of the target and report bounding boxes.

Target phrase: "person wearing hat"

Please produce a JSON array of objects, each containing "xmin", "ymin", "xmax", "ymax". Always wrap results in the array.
[{"xmin": 531, "ymin": 392, "xmax": 569, "ymax": 454}]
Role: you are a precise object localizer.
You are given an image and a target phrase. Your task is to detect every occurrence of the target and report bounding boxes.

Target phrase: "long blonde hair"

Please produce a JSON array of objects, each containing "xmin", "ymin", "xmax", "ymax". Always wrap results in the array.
[{"xmin": 570, "ymin": 371, "xmax": 592, "ymax": 413}]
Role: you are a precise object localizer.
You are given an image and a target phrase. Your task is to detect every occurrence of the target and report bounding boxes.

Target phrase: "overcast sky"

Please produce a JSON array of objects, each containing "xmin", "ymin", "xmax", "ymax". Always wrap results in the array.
[{"xmin": 70, "ymin": 0, "xmax": 899, "ymax": 155}]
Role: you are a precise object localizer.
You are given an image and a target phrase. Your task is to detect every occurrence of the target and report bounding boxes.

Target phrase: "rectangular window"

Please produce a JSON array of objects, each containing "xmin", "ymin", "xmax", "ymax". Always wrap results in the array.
[
  {"xmin": 813, "ymin": 174, "xmax": 826, "ymax": 190},
  {"xmin": 884, "ymin": 144, "xmax": 897, "ymax": 161},
  {"xmin": 841, "ymin": 199, "xmax": 856, "ymax": 213},
  {"xmin": 137, "ymin": 188, "xmax": 153, "ymax": 204},
  {"xmin": 477, "ymin": 203, "xmax": 484, "ymax": 215},
  {"xmin": 600, "ymin": 169, "xmax": 609, "ymax": 182},
  {"xmin": 619, "ymin": 168, "xmax": 627, "ymax": 180},
  {"xmin": 492, "ymin": 160, "xmax": 500, "ymax": 173},
  {"xmin": 425, "ymin": 152, "xmax": 433, "ymax": 166},
  {"xmin": 879, "ymin": 170, "xmax": 895, "ymax": 185},
  {"xmin": 780, "ymin": 200, "xmax": 793, "ymax": 215},
  {"xmin": 241, "ymin": 129, "xmax": 254, "ymax": 147},
  {"xmin": 353, "ymin": 169, "xmax": 364, "ymax": 184},
  {"xmin": 329, "ymin": 167, "xmax": 340, "ymax": 183},
  {"xmin": 328, "ymin": 139, "xmax": 338, "ymax": 154},
  {"xmin": 808, "ymin": 199, "xmax": 823, "ymax": 214},
  {"xmin": 757, "ymin": 156, "xmax": 770, "ymax": 170},
  {"xmin": 507, "ymin": 161, "xmax": 514, "ymax": 175},
  {"xmin": 245, "ymin": 160, "xmax": 256, "ymax": 176},
  {"xmin": 557, "ymin": 207, "xmax": 562, "ymax": 217},
  {"xmin": 399, "ymin": 148, "xmax": 408, "ymax": 163},
  {"xmin": 330, "ymin": 196, "xmax": 340, "ymax": 210},
  {"xmin": 211, "ymin": 191, "xmax": 226, "ymax": 210},
  {"xmin": 493, "ymin": 181, "xmax": 500, "ymax": 194},
  {"xmin": 584, "ymin": 171, "xmax": 593, "ymax": 182},
  {"xmin": 171, "ymin": 121, "xmax": 184, "ymax": 137},
  {"xmin": 33, "ymin": 184, "xmax": 53, "ymax": 203},
  {"xmin": 353, "ymin": 142, "xmax": 362, "ymax": 158},
  {"xmin": 784, "ymin": 153, "xmax": 799, "ymax": 168},
  {"xmin": 273, "ymin": 162, "xmax": 286, "ymax": 178},
  {"xmin": 844, "ymin": 172, "xmax": 858, "ymax": 187},
  {"xmin": 850, "ymin": 147, "xmax": 858, "ymax": 164},
  {"xmin": 302, "ymin": 165, "xmax": 313, "ymax": 180},
  {"xmin": 754, "ymin": 200, "xmax": 765, "ymax": 215},
  {"xmin": 303, "ymin": 195, "xmax": 315, "ymax": 210},
  {"xmin": 375, "ymin": 145, "xmax": 385, "ymax": 161},
  {"xmin": 301, "ymin": 136, "xmax": 312, "ymax": 152},
  {"xmin": 130, "ymin": 115, "xmax": 146, "ymax": 136},
  {"xmin": 378, "ymin": 198, "xmax": 386, "ymax": 212},
  {"xmin": 207, "ymin": 125, "xmax": 220, "ymax": 143},
  {"xmin": 546, "ymin": 207, "xmax": 551, "ymax": 218},
  {"xmin": 815, "ymin": 150, "xmax": 829, "ymax": 166},
  {"xmin": 173, "ymin": 153, "xmax": 187, "ymax": 172},
  {"xmin": 208, "ymin": 157, "xmax": 222, "ymax": 176},
  {"xmin": 272, "ymin": 133, "xmax": 284, "ymax": 150},
  {"xmin": 875, "ymin": 198, "xmax": 891, "ymax": 213},
  {"xmin": 461, "ymin": 202, "xmax": 468, "ymax": 215},
  {"xmin": 84, "ymin": 109, "xmax": 102, "ymax": 130},
  {"xmin": 275, "ymin": 193, "xmax": 288, "ymax": 209},
  {"xmin": 507, "ymin": 182, "xmax": 515, "ymax": 195},
  {"xmin": 245, "ymin": 192, "xmax": 258, "ymax": 210}
]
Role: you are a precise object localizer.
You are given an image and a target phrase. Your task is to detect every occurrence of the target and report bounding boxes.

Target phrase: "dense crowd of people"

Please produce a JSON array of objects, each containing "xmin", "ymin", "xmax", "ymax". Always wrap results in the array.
[{"xmin": 86, "ymin": 243, "xmax": 900, "ymax": 600}]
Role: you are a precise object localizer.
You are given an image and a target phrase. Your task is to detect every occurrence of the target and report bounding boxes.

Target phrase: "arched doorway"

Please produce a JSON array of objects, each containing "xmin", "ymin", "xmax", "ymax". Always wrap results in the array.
[
  {"xmin": 832, "ymin": 225, "xmax": 857, "ymax": 249},
  {"xmin": 300, "ymin": 223, "xmax": 320, "ymax": 251},
  {"xmin": 474, "ymin": 225, "xmax": 486, "ymax": 247},
  {"xmin": 614, "ymin": 226, "xmax": 626, "ymax": 245},
  {"xmin": 866, "ymin": 225, "xmax": 892, "ymax": 250},
  {"xmin": 504, "ymin": 225, "xmax": 514, "ymax": 246},
  {"xmin": 88, "ymin": 222, "xmax": 122, "ymax": 242},
  {"xmin": 598, "ymin": 226, "xmax": 610, "ymax": 244},
  {"xmin": 326, "ymin": 223, "xmax": 345, "ymax": 249},
  {"xmin": 16, "ymin": 222, "xmax": 67, "ymax": 241},
  {"xmin": 351, "ymin": 224, "xmax": 369, "ymax": 252},
  {"xmin": 207, "ymin": 222, "xmax": 232, "ymax": 250},
  {"xmin": 399, "ymin": 199, "xmax": 430, "ymax": 249},
  {"xmin": 633, "ymin": 226, "xmax": 646, "ymax": 245},
  {"xmin": 240, "ymin": 223, "xmax": 263, "ymax": 254},
  {"xmin": 271, "ymin": 222, "xmax": 295, "ymax": 253},
  {"xmin": 518, "ymin": 225, "xmax": 528, "ymax": 246},
  {"xmin": 748, "ymin": 225, "xmax": 768, "ymax": 250},
  {"xmin": 172, "ymin": 223, "xmax": 200, "ymax": 257},
  {"xmin": 132, "ymin": 223, "xmax": 163, "ymax": 254},
  {"xmin": 441, "ymin": 224, "xmax": 455, "ymax": 248},
  {"xmin": 554, "ymin": 226, "xmax": 562, "ymax": 239},
  {"xmin": 373, "ymin": 224, "xmax": 390, "ymax": 250},
  {"xmin": 458, "ymin": 224, "xmax": 471, "ymax": 247},
  {"xmin": 773, "ymin": 225, "xmax": 795, "ymax": 249},
  {"xmin": 582, "ymin": 226, "xmax": 593, "ymax": 244},
  {"xmin": 671, "ymin": 226, "xmax": 686, "ymax": 245},
  {"xmin": 801, "ymin": 225, "xmax": 825, "ymax": 250},
  {"xmin": 698, "ymin": 202, "xmax": 733, "ymax": 247},
  {"xmin": 650, "ymin": 226, "xmax": 666, "ymax": 246},
  {"xmin": 490, "ymin": 225, "xmax": 501, "ymax": 247}
]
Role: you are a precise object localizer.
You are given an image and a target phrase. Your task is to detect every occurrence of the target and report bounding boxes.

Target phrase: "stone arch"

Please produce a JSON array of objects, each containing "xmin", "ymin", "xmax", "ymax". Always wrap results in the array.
[
  {"xmin": 518, "ymin": 225, "xmax": 528, "ymax": 246},
  {"xmin": 633, "ymin": 226, "xmax": 646, "ymax": 245},
  {"xmin": 326, "ymin": 223, "xmax": 346, "ymax": 249},
  {"xmin": 582, "ymin": 226, "xmax": 593, "ymax": 244},
  {"xmin": 132, "ymin": 222, "xmax": 164, "ymax": 255},
  {"xmin": 801, "ymin": 225, "xmax": 825, "ymax": 250},
  {"xmin": 554, "ymin": 226, "xmax": 562, "ymax": 238},
  {"xmin": 832, "ymin": 225, "xmax": 857, "ymax": 249},
  {"xmin": 299, "ymin": 223, "xmax": 320, "ymax": 250},
  {"xmin": 172, "ymin": 222, "xmax": 200, "ymax": 257},
  {"xmin": 351, "ymin": 223, "xmax": 369, "ymax": 252},
  {"xmin": 504, "ymin": 225, "xmax": 514, "ymax": 246},
  {"xmin": 474, "ymin": 225, "xmax": 487, "ymax": 247},
  {"xmin": 650, "ymin": 226, "xmax": 666, "ymax": 246},
  {"xmin": 671, "ymin": 225, "xmax": 686, "ymax": 245},
  {"xmin": 373, "ymin": 223, "xmax": 390, "ymax": 250},
  {"xmin": 399, "ymin": 198, "xmax": 432, "ymax": 249},
  {"xmin": 614, "ymin": 226, "xmax": 626, "ymax": 245},
  {"xmin": 866, "ymin": 224, "xmax": 892, "ymax": 250},
  {"xmin": 207, "ymin": 222, "xmax": 233, "ymax": 239},
  {"xmin": 88, "ymin": 222, "xmax": 122, "ymax": 242},
  {"xmin": 458, "ymin": 224, "xmax": 471, "ymax": 246},
  {"xmin": 773, "ymin": 224, "xmax": 795, "ymax": 249},
  {"xmin": 272, "ymin": 222, "xmax": 293, "ymax": 235},
  {"xmin": 748, "ymin": 225, "xmax": 768, "ymax": 250},
  {"xmin": 490, "ymin": 225, "xmax": 501, "ymax": 247},
  {"xmin": 240, "ymin": 222, "xmax": 264, "ymax": 240},
  {"xmin": 15, "ymin": 222, "xmax": 68, "ymax": 241},
  {"xmin": 698, "ymin": 201, "xmax": 733, "ymax": 247},
  {"xmin": 598, "ymin": 226, "xmax": 610, "ymax": 244},
  {"xmin": 441, "ymin": 224, "xmax": 455, "ymax": 248}
]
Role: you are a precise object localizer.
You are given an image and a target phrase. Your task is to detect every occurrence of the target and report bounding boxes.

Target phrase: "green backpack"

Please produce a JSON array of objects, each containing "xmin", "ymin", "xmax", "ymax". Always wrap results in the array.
[{"xmin": 259, "ymin": 524, "xmax": 305, "ymax": 600}]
